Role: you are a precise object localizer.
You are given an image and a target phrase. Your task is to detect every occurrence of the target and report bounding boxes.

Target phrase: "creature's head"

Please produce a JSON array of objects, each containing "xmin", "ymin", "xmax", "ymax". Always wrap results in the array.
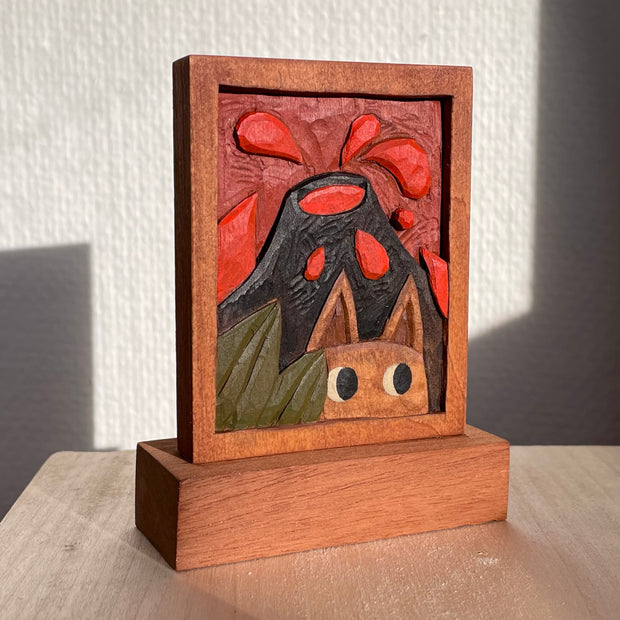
[{"xmin": 308, "ymin": 272, "xmax": 428, "ymax": 420}]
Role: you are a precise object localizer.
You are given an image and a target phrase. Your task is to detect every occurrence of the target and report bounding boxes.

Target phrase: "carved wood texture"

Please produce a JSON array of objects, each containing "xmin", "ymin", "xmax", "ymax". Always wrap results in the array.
[{"xmin": 174, "ymin": 56, "xmax": 472, "ymax": 463}]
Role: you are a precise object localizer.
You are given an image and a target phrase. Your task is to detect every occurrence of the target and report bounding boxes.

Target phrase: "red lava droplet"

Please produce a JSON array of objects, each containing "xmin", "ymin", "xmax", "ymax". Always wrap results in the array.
[
  {"xmin": 341, "ymin": 114, "xmax": 381, "ymax": 164},
  {"xmin": 390, "ymin": 208, "xmax": 415, "ymax": 230},
  {"xmin": 304, "ymin": 246, "xmax": 325, "ymax": 281},
  {"xmin": 235, "ymin": 112, "xmax": 303, "ymax": 163},
  {"xmin": 299, "ymin": 184, "xmax": 365, "ymax": 215},
  {"xmin": 363, "ymin": 138, "xmax": 431, "ymax": 199},
  {"xmin": 420, "ymin": 248, "xmax": 449, "ymax": 318},
  {"xmin": 355, "ymin": 230, "xmax": 390, "ymax": 280},
  {"xmin": 217, "ymin": 193, "xmax": 258, "ymax": 303}
]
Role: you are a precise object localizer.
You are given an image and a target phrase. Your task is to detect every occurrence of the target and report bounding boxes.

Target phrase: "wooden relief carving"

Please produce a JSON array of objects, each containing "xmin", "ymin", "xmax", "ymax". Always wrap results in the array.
[
  {"xmin": 216, "ymin": 93, "xmax": 446, "ymax": 432},
  {"xmin": 172, "ymin": 57, "xmax": 472, "ymax": 462},
  {"xmin": 137, "ymin": 59, "xmax": 504, "ymax": 573}
]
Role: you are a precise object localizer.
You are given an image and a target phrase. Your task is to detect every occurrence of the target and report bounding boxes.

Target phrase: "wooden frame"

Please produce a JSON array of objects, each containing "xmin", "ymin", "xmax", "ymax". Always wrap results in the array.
[{"xmin": 174, "ymin": 55, "xmax": 472, "ymax": 463}]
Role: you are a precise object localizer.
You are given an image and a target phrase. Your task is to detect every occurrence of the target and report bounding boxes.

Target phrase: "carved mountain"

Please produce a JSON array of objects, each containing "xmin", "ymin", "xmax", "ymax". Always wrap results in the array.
[{"xmin": 217, "ymin": 172, "xmax": 444, "ymax": 411}]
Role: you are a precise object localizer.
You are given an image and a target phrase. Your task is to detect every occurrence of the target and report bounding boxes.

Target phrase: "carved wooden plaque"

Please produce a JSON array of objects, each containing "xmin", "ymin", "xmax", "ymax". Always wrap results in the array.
[{"xmin": 174, "ymin": 56, "xmax": 472, "ymax": 463}]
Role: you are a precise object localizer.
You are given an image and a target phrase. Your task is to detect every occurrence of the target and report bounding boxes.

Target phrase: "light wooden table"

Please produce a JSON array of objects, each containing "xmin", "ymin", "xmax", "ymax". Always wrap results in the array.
[{"xmin": 0, "ymin": 446, "xmax": 618, "ymax": 619}]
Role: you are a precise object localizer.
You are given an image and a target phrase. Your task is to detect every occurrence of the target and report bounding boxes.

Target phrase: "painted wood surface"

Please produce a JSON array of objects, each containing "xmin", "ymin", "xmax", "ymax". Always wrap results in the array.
[
  {"xmin": 217, "ymin": 93, "xmax": 443, "ymax": 259},
  {"xmin": 3, "ymin": 445, "xmax": 619, "ymax": 618},
  {"xmin": 307, "ymin": 273, "xmax": 428, "ymax": 420},
  {"xmin": 217, "ymin": 87, "xmax": 444, "ymax": 424},
  {"xmin": 218, "ymin": 172, "xmax": 443, "ymax": 397},
  {"xmin": 174, "ymin": 56, "xmax": 472, "ymax": 463},
  {"xmin": 421, "ymin": 247, "xmax": 449, "ymax": 318}
]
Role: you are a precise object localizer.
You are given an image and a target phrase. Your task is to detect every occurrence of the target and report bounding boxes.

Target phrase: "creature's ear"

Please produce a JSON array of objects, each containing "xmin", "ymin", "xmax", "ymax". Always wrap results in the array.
[
  {"xmin": 380, "ymin": 276, "xmax": 424, "ymax": 355},
  {"xmin": 308, "ymin": 271, "xmax": 359, "ymax": 350}
]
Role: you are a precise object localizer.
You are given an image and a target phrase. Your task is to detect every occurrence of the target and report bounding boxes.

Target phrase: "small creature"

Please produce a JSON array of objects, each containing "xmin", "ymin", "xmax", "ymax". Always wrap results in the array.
[{"xmin": 307, "ymin": 271, "xmax": 428, "ymax": 420}]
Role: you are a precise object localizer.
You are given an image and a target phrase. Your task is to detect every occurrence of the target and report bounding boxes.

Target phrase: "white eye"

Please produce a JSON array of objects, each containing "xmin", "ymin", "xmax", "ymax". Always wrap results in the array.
[
  {"xmin": 327, "ymin": 366, "xmax": 358, "ymax": 402},
  {"xmin": 383, "ymin": 363, "xmax": 412, "ymax": 396}
]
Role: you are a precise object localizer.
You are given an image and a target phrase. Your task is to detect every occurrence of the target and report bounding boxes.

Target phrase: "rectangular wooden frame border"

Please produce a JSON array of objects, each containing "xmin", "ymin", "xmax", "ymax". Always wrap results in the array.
[{"xmin": 174, "ymin": 55, "xmax": 472, "ymax": 463}]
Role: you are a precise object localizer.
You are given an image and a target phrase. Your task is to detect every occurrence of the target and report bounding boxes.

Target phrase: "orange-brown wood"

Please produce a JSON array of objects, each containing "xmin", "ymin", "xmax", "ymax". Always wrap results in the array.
[
  {"xmin": 174, "ymin": 56, "xmax": 472, "ymax": 463},
  {"xmin": 310, "ymin": 273, "xmax": 429, "ymax": 420},
  {"xmin": 307, "ymin": 271, "xmax": 359, "ymax": 350},
  {"xmin": 135, "ymin": 425, "xmax": 509, "ymax": 570}
]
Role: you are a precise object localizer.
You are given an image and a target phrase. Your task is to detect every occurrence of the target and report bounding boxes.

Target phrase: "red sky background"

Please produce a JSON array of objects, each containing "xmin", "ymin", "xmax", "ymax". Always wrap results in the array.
[{"xmin": 217, "ymin": 92, "xmax": 442, "ymax": 258}]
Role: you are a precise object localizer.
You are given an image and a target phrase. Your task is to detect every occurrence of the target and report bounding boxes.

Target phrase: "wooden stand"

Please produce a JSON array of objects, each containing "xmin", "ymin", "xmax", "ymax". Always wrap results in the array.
[{"xmin": 135, "ymin": 425, "xmax": 509, "ymax": 570}]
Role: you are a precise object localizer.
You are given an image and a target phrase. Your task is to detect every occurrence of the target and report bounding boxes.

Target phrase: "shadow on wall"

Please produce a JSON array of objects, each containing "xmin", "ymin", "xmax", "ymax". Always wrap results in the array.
[
  {"xmin": 468, "ymin": 1, "xmax": 620, "ymax": 443},
  {"xmin": 0, "ymin": 244, "xmax": 92, "ymax": 517}
]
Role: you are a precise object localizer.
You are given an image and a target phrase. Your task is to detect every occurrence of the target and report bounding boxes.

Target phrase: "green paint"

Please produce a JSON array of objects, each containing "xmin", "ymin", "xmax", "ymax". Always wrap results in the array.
[{"xmin": 216, "ymin": 302, "xmax": 327, "ymax": 432}]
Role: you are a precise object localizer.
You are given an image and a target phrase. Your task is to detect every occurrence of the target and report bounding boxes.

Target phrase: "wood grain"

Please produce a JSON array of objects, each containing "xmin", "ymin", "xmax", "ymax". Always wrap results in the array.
[
  {"xmin": 136, "ymin": 425, "xmax": 508, "ymax": 570},
  {"xmin": 3, "ymin": 445, "xmax": 619, "ymax": 619},
  {"xmin": 307, "ymin": 270, "xmax": 359, "ymax": 350},
  {"xmin": 216, "ymin": 170, "xmax": 443, "ymax": 400},
  {"xmin": 217, "ymin": 93, "xmax": 443, "ymax": 257},
  {"xmin": 312, "ymin": 274, "xmax": 429, "ymax": 420},
  {"xmin": 174, "ymin": 56, "xmax": 472, "ymax": 463}
]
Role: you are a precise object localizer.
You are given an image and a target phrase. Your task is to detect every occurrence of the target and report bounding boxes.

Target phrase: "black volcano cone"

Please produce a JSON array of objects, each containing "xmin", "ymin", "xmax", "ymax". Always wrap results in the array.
[{"xmin": 218, "ymin": 172, "xmax": 444, "ymax": 410}]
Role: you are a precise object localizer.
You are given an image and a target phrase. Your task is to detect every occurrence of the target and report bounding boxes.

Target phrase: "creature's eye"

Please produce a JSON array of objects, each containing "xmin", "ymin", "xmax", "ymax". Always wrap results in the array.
[
  {"xmin": 327, "ymin": 366, "xmax": 358, "ymax": 402},
  {"xmin": 383, "ymin": 363, "xmax": 412, "ymax": 396}
]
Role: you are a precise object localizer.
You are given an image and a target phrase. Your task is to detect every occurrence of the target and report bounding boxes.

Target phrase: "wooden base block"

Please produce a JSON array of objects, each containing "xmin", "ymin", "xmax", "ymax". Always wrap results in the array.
[{"xmin": 135, "ymin": 425, "xmax": 509, "ymax": 570}]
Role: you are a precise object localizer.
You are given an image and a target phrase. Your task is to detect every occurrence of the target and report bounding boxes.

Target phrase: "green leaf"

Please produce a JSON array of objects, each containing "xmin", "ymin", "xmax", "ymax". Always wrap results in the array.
[
  {"xmin": 215, "ymin": 302, "xmax": 327, "ymax": 431},
  {"xmin": 216, "ymin": 304, "xmax": 275, "ymax": 394},
  {"xmin": 216, "ymin": 303, "xmax": 280, "ymax": 431},
  {"xmin": 259, "ymin": 350, "xmax": 327, "ymax": 427}
]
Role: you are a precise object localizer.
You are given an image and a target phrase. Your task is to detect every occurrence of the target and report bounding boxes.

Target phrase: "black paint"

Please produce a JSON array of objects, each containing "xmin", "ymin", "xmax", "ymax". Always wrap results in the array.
[
  {"xmin": 392, "ymin": 363, "xmax": 412, "ymax": 395},
  {"xmin": 336, "ymin": 367, "xmax": 358, "ymax": 401},
  {"xmin": 218, "ymin": 172, "xmax": 444, "ymax": 410}
]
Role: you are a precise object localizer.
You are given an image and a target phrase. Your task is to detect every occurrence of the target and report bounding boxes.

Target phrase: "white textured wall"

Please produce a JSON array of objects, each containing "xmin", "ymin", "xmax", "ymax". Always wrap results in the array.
[{"xmin": 3, "ymin": 0, "xmax": 618, "ymax": 514}]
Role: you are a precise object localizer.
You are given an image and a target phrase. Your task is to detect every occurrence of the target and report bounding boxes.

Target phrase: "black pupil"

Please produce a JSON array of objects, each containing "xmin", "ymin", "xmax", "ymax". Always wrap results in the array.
[
  {"xmin": 336, "ymin": 367, "xmax": 358, "ymax": 401},
  {"xmin": 393, "ymin": 363, "xmax": 412, "ymax": 395}
]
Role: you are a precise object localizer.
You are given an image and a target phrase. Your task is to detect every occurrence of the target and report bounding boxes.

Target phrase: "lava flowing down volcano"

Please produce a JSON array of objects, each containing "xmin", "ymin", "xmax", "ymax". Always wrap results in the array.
[{"xmin": 217, "ymin": 107, "xmax": 448, "ymax": 413}]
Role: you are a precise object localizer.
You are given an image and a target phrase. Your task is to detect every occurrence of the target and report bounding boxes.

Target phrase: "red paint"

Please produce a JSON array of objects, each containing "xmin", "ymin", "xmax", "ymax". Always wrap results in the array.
[
  {"xmin": 420, "ymin": 248, "xmax": 449, "ymax": 318},
  {"xmin": 341, "ymin": 114, "xmax": 381, "ymax": 164},
  {"xmin": 217, "ymin": 193, "xmax": 258, "ymax": 303},
  {"xmin": 304, "ymin": 246, "xmax": 325, "ymax": 281},
  {"xmin": 363, "ymin": 138, "xmax": 431, "ymax": 199},
  {"xmin": 355, "ymin": 230, "xmax": 390, "ymax": 280},
  {"xmin": 235, "ymin": 112, "xmax": 303, "ymax": 163},
  {"xmin": 219, "ymin": 93, "xmax": 443, "ymax": 259},
  {"xmin": 299, "ymin": 184, "xmax": 365, "ymax": 215},
  {"xmin": 390, "ymin": 208, "xmax": 415, "ymax": 230}
]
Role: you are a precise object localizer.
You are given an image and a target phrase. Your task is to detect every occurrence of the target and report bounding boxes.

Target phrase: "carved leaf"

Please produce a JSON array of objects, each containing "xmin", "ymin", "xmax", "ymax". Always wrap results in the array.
[
  {"xmin": 216, "ymin": 303, "xmax": 279, "ymax": 431},
  {"xmin": 258, "ymin": 349, "xmax": 327, "ymax": 427},
  {"xmin": 216, "ymin": 302, "xmax": 327, "ymax": 431}
]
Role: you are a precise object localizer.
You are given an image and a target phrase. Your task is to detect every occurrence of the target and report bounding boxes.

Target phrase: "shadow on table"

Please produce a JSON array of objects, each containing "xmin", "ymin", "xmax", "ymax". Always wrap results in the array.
[
  {"xmin": 119, "ymin": 515, "xmax": 590, "ymax": 619},
  {"xmin": 467, "ymin": 0, "xmax": 620, "ymax": 444},
  {"xmin": 0, "ymin": 244, "xmax": 93, "ymax": 518}
]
